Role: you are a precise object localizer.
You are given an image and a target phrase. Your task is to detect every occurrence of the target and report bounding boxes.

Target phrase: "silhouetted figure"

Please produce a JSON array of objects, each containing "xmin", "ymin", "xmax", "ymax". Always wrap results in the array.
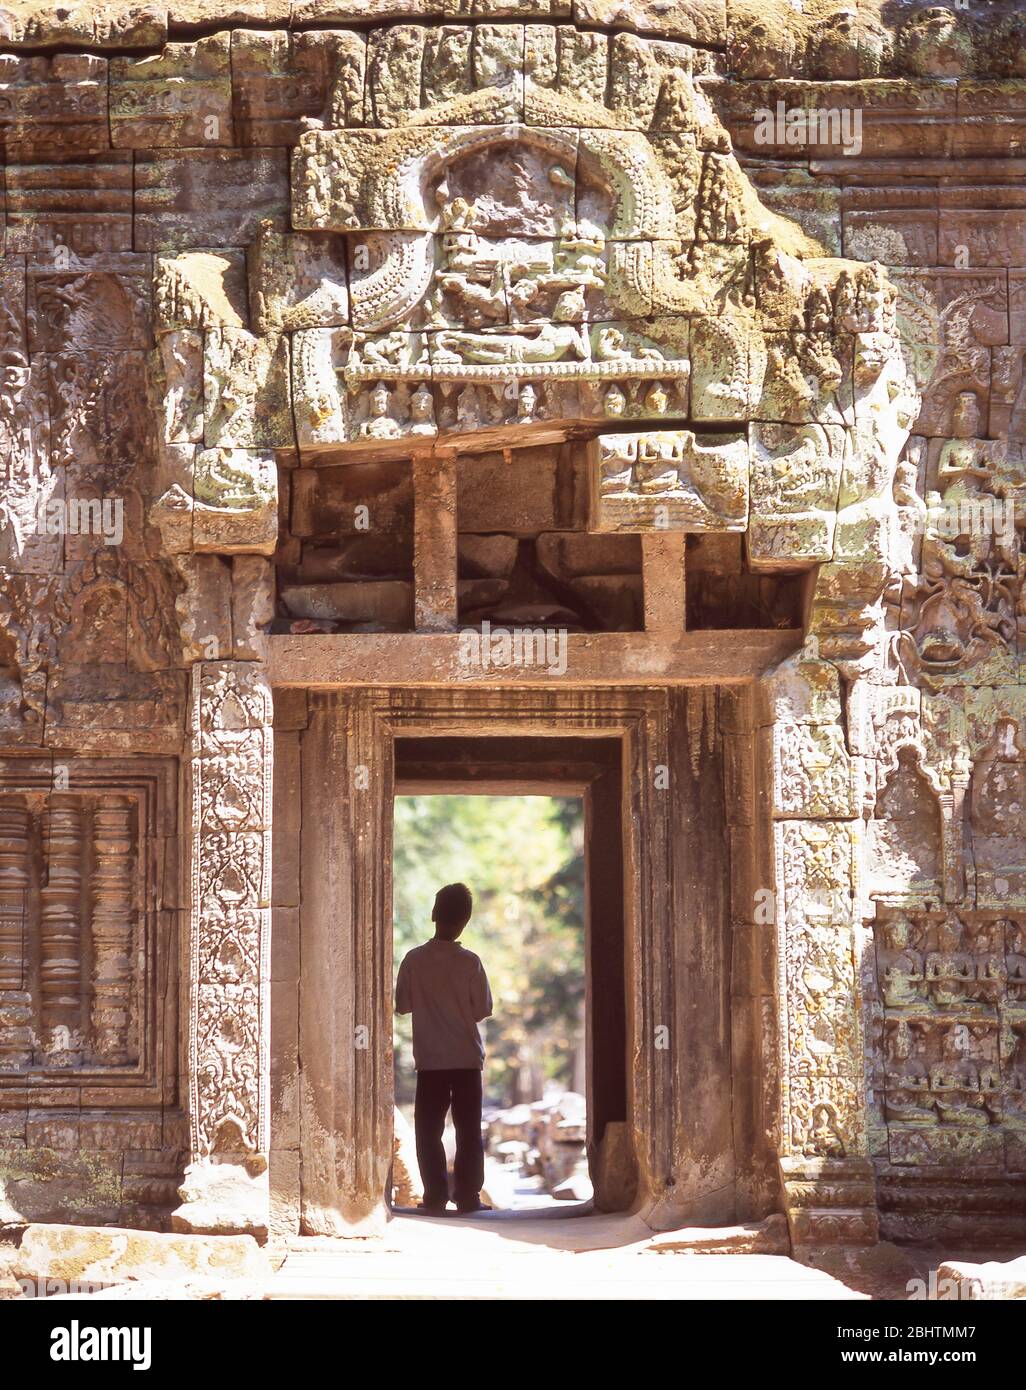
[{"xmin": 395, "ymin": 882, "xmax": 493, "ymax": 1214}]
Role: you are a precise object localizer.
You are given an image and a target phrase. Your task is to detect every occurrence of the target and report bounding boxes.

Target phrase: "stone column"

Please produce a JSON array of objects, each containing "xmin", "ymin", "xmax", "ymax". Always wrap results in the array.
[
  {"xmin": 764, "ymin": 652, "xmax": 879, "ymax": 1249},
  {"xmin": 38, "ymin": 796, "xmax": 84, "ymax": 1067},
  {"xmin": 642, "ymin": 533, "xmax": 686, "ymax": 632},
  {"xmin": 149, "ymin": 260, "xmax": 280, "ymax": 1234},
  {"xmin": 173, "ymin": 661, "xmax": 273, "ymax": 1238},
  {"xmin": 0, "ymin": 798, "xmax": 32, "ymax": 1071},
  {"xmin": 412, "ymin": 451, "xmax": 458, "ymax": 632},
  {"xmin": 90, "ymin": 796, "xmax": 137, "ymax": 1068},
  {"xmin": 299, "ymin": 690, "xmax": 392, "ymax": 1234}
]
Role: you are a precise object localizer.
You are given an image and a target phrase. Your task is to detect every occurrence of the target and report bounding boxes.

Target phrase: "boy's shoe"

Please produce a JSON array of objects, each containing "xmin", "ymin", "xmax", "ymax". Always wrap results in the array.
[
  {"xmin": 454, "ymin": 1199, "xmax": 492, "ymax": 1214},
  {"xmin": 414, "ymin": 1201, "xmax": 449, "ymax": 1215}
]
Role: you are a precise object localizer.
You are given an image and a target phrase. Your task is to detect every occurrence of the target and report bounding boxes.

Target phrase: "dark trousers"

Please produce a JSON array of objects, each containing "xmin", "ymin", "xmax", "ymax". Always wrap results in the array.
[{"xmin": 414, "ymin": 1068, "xmax": 484, "ymax": 1209}]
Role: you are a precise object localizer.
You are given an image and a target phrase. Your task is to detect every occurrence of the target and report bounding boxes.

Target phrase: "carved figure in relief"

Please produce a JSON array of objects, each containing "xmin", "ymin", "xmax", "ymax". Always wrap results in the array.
[
  {"xmin": 635, "ymin": 434, "xmax": 686, "ymax": 495},
  {"xmin": 965, "ymin": 919, "xmax": 1006, "ymax": 1006},
  {"xmin": 435, "ymin": 197, "xmax": 508, "ymax": 327},
  {"xmin": 592, "ymin": 326, "xmax": 664, "ymax": 363},
  {"xmin": 1007, "ymin": 1022, "xmax": 1026, "ymax": 1092},
  {"xmin": 516, "ymin": 383, "xmax": 537, "ymax": 424},
  {"xmin": 802, "ymin": 1103, "xmax": 846, "ymax": 1158},
  {"xmin": 879, "ymin": 917, "xmax": 926, "ymax": 1008},
  {"xmin": 434, "ymin": 292, "xmax": 589, "ymax": 364},
  {"xmin": 409, "ymin": 384, "xmax": 436, "ymax": 435},
  {"xmin": 354, "ymin": 331, "xmax": 411, "ymax": 369},
  {"xmin": 929, "ymin": 1023, "xmax": 996, "ymax": 1127},
  {"xmin": 937, "ymin": 393, "xmax": 989, "ymax": 493},
  {"xmin": 898, "ymin": 493, "xmax": 1017, "ymax": 681},
  {"xmin": 1007, "ymin": 921, "xmax": 1026, "ymax": 1002},
  {"xmin": 359, "ymin": 381, "xmax": 402, "ymax": 439},
  {"xmin": 925, "ymin": 916, "xmax": 975, "ymax": 1007},
  {"xmin": 885, "ymin": 1019, "xmax": 937, "ymax": 1125}
]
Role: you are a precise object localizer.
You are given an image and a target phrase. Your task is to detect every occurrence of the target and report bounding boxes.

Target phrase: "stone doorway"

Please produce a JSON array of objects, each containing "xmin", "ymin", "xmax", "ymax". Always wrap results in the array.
[
  {"xmin": 391, "ymin": 736, "xmax": 630, "ymax": 1213},
  {"xmin": 284, "ymin": 684, "xmax": 762, "ymax": 1237}
]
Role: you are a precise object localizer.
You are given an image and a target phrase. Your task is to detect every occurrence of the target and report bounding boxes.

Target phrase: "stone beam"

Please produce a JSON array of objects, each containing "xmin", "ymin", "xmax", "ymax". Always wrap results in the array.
[{"xmin": 267, "ymin": 631, "xmax": 801, "ymax": 687}]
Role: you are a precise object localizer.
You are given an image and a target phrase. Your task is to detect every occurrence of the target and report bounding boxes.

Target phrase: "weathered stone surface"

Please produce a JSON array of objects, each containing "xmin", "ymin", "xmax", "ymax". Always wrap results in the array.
[
  {"xmin": 0, "ymin": 55, "xmax": 109, "ymax": 158},
  {"xmin": 935, "ymin": 1256, "xmax": 1026, "ymax": 1300},
  {"xmin": 645, "ymin": 1213, "xmax": 789, "ymax": 1255},
  {"xmin": 15, "ymin": 1222, "xmax": 268, "ymax": 1284},
  {"xmin": 111, "ymin": 36, "xmax": 232, "ymax": 149},
  {"xmin": 135, "ymin": 149, "xmax": 288, "ymax": 250},
  {"xmin": 0, "ymin": 0, "xmax": 1021, "ymax": 1259}
]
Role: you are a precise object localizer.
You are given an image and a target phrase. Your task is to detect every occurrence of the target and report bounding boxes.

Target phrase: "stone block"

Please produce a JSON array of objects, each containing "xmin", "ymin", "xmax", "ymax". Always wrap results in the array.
[
  {"xmin": 935, "ymin": 1256, "xmax": 1026, "ymax": 1299},
  {"xmin": 939, "ymin": 209, "xmax": 1026, "ymax": 270},
  {"xmin": 0, "ymin": 1148, "xmax": 122, "ymax": 1226},
  {"xmin": 0, "ymin": 54, "xmax": 109, "ymax": 158},
  {"xmin": 844, "ymin": 209, "xmax": 939, "ymax": 267},
  {"xmin": 281, "ymin": 580, "xmax": 414, "ymax": 627},
  {"xmin": 111, "ymin": 35, "xmax": 232, "ymax": 149},
  {"xmin": 135, "ymin": 149, "xmax": 288, "ymax": 252},
  {"xmin": 15, "ymin": 1222, "xmax": 268, "ymax": 1285},
  {"xmin": 232, "ymin": 29, "xmax": 365, "ymax": 145},
  {"xmin": 573, "ymin": 0, "xmax": 724, "ymax": 45},
  {"xmin": 4, "ymin": 154, "xmax": 133, "ymax": 258}
]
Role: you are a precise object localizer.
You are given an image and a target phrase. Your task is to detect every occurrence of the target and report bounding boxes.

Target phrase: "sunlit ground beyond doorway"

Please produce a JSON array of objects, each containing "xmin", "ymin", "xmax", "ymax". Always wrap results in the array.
[{"xmin": 393, "ymin": 794, "xmax": 586, "ymax": 1212}]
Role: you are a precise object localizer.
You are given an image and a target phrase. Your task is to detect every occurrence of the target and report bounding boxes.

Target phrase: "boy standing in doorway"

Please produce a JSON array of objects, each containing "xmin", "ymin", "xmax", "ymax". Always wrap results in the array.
[{"xmin": 395, "ymin": 882, "xmax": 493, "ymax": 1214}]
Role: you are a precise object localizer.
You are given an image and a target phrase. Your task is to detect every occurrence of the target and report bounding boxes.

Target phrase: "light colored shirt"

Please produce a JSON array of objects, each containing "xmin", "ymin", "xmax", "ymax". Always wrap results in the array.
[{"xmin": 395, "ymin": 939, "xmax": 493, "ymax": 1071}]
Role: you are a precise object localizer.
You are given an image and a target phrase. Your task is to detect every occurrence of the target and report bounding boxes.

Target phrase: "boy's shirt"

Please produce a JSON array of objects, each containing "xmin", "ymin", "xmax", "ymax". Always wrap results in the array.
[{"xmin": 395, "ymin": 939, "xmax": 493, "ymax": 1071}]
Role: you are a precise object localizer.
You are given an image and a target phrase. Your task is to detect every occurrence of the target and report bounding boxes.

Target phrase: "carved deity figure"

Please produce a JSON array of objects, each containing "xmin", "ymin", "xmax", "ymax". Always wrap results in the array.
[
  {"xmin": 516, "ymin": 383, "xmax": 538, "ymax": 425},
  {"xmin": 937, "ymin": 392, "xmax": 988, "ymax": 498},
  {"xmin": 636, "ymin": 433, "xmax": 685, "ymax": 495},
  {"xmin": 802, "ymin": 1103, "xmax": 846, "ymax": 1158},
  {"xmin": 884, "ymin": 1019, "xmax": 937, "ymax": 1125},
  {"xmin": 879, "ymin": 916, "xmax": 925, "ymax": 1008},
  {"xmin": 1006, "ymin": 920, "xmax": 1026, "ymax": 1003},
  {"xmin": 433, "ymin": 291, "xmax": 589, "ymax": 365},
  {"xmin": 408, "ymin": 384, "xmax": 436, "ymax": 436},
  {"xmin": 359, "ymin": 381, "xmax": 401, "ymax": 439},
  {"xmin": 1007, "ymin": 1024, "xmax": 1026, "ymax": 1093},
  {"xmin": 925, "ymin": 916, "xmax": 975, "ymax": 1007},
  {"xmin": 599, "ymin": 445, "xmax": 634, "ymax": 497},
  {"xmin": 929, "ymin": 1024, "xmax": 993, "ymax": 1127},
  {"xmin": 965, "ymin": 919, "xmax": 1006, "ymax": 1006}
]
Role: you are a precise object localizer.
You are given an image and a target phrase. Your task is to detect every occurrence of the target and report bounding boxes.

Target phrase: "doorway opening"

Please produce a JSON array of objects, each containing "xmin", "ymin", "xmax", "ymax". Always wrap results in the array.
[{"xmin": 391, "ymin": 736, "xmax": 631, "ymax": 1215}]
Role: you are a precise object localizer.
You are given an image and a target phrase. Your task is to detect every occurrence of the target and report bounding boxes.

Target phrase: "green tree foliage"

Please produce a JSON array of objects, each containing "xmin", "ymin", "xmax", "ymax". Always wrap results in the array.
[{"xmin": 393, "ymin": 795, "xmax": 584, "ymax": 1107}]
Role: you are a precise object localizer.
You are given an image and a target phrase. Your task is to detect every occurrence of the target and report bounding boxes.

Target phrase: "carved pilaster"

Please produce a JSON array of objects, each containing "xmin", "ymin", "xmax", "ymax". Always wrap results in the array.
[
  {"xmin": 38, "ymin": 794, "xmax": 84, "ymax": 1066},
  {"xmin": 173, "ymin": 660, "xmax": 272, "ymax": 1238},
  {"xmin": 0, "ymin": 797, "xmax": 33, "ymax": 1070},
  {"xmin": 89, "ymin": 795, "xmax": 137, "ymax": 1067}
]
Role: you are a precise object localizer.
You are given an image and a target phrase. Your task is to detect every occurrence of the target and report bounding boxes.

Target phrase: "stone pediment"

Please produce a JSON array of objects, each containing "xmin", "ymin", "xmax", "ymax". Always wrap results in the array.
[{"xmin": 150, "ymin": 31, "xmax": 920, "ymax": 561}]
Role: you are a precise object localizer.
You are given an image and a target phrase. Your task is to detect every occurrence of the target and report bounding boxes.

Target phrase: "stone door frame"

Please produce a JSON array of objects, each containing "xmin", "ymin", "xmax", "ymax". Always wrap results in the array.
[{"xmin": 294, "ymin": 683, "xmax": 696, "ymax": 1235}]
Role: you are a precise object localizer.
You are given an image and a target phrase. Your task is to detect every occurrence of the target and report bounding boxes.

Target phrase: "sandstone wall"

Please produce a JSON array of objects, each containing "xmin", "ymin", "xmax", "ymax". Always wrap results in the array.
[{"xmin": 0, "ymin": 1, "xmax": 1023, "ymax": 1243}]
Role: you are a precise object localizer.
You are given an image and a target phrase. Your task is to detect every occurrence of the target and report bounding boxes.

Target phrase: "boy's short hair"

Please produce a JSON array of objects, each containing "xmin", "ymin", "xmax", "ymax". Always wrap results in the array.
[{"xmin": 432, "ymin": 882, "xmax": 473, "ymax": 931}]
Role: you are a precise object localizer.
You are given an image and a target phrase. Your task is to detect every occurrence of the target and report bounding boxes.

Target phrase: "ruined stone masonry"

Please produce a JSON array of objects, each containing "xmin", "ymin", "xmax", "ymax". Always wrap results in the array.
[{"xmin": 1, "ymin": 0, "xmax": 1025, "ymax": 1250}]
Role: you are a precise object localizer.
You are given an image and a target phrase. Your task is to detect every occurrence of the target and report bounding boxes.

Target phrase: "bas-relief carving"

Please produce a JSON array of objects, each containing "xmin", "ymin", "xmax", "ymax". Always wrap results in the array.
[
  {"xmin": 592, "ymin": 429, "xmax": 748, "ymax": 532},
  {"xmin": 0, "ymin": 8, "xmax": 1012, "ymax": 1240},
  {"xmin": 140, "ymin": 15, "xmax": 935, "ymax": 1242}
]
